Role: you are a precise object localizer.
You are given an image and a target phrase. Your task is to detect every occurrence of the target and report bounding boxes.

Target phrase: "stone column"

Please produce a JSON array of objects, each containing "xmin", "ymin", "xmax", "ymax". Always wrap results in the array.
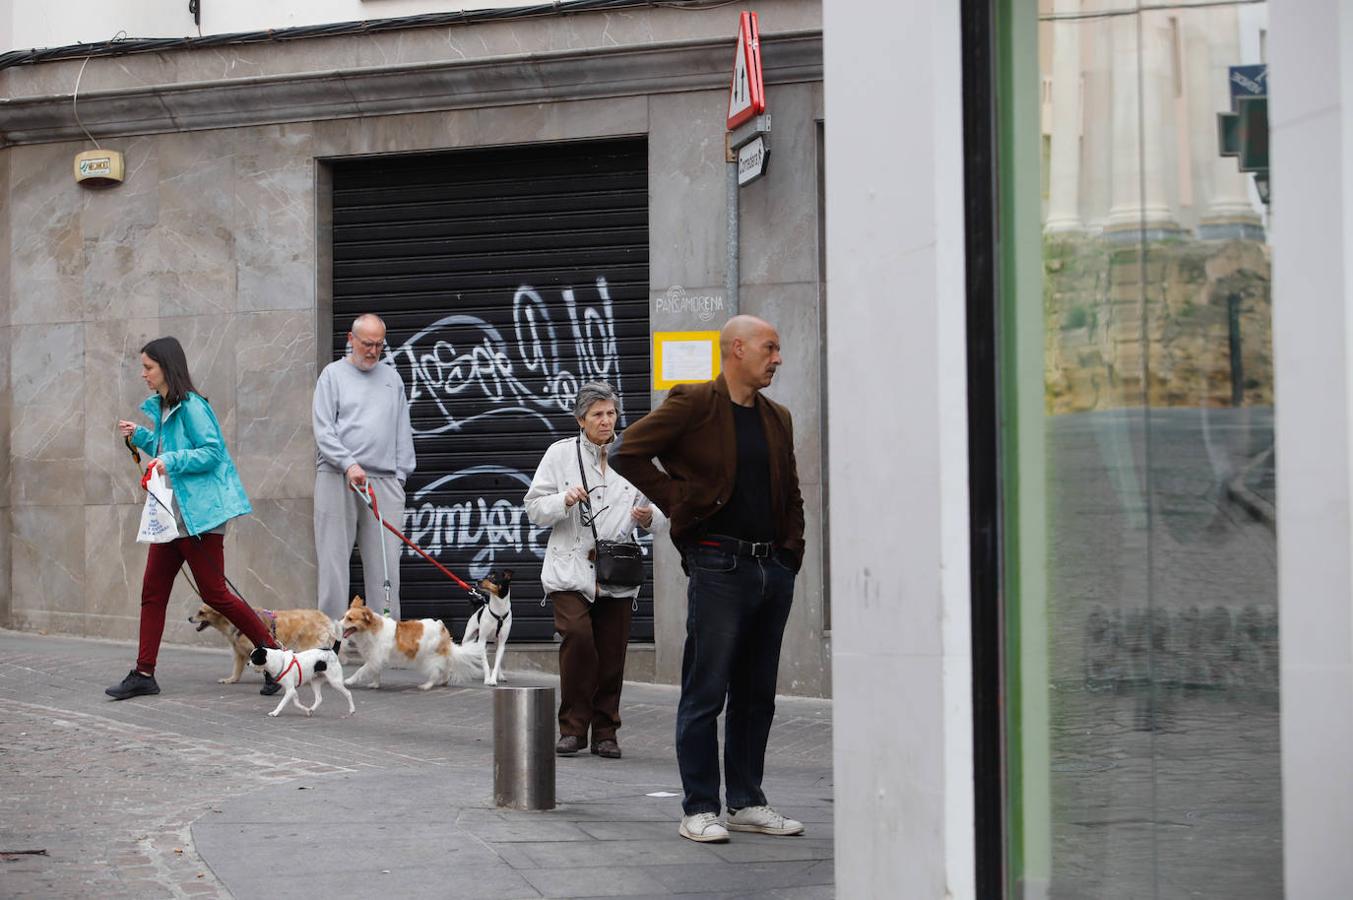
[
  {"xmin": 1106, "ymin": 9, "xmax": 1179, "ymax": 237},
  {"xmin": 1198, "ymin": 6, "xmax": 1265, "ymax": 239},
  {"xmin": 1044, "ymin": 0, "xmax": 1084, "ymax": 233}
]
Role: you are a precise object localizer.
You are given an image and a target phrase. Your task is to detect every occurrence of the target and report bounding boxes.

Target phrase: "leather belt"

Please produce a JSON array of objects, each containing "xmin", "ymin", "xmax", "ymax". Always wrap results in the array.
[{"xmin": 699, "ymin": 534, "xmax": 774, "ymax": 559}]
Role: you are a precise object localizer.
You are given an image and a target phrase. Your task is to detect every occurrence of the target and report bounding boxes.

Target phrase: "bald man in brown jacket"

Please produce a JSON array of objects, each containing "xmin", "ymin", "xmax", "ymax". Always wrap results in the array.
[{"xmin": 611, "ymin": 315, "xmax": 806, "ymax": 844}]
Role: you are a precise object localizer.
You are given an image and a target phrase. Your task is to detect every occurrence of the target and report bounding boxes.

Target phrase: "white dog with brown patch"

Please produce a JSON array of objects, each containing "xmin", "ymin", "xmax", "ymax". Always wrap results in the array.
[
  {"xmin": 339, "ymin": 596, "xmax": 483, "ymax": 690},
  {"xmin": 249, "ymin": 643, "xmax": 356, "ymax": 718}
]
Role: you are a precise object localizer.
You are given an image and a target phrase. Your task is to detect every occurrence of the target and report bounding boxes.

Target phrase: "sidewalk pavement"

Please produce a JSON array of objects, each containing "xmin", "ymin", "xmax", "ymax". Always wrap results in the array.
[{"xmin": 0, "ymin": 629, "xmax": 834, "ymax": 899}]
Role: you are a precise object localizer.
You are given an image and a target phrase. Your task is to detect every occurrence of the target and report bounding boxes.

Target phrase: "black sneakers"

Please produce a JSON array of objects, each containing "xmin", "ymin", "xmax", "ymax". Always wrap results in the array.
[
  {"xmin": 260, "ymin": 671, "xmax": 282, "ymax": 696},
  {"xmin": 105, "ymin": 670, "xmax": 160, "ymax": 700}
]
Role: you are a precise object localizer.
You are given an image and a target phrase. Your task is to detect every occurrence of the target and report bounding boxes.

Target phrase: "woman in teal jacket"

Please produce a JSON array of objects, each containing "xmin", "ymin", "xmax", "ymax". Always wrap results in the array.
[{"xmin": 105, "ymin": 337, "xmax": 281, "ymax": 700}]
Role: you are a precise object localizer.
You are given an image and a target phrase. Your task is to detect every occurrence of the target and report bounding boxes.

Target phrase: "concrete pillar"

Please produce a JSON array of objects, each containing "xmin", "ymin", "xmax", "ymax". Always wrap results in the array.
[
  {"xmin": 823, "ymin": 0, "xmax": 973, "ymax": 895},
  {"xmin": 1270, "ymin": 3, "xmax": 1353, "ymax": 896},
  {"xmin": 1081, "ymin": 9, "xmax": 1115, "ymax": 231},
  {"xmin": 1044, "ymin": 0, "xmax": 1084, "ymax": 233},
  {"xmin": 1106, "ymin": 9, "xmax": 1179, "ymax": 237}
]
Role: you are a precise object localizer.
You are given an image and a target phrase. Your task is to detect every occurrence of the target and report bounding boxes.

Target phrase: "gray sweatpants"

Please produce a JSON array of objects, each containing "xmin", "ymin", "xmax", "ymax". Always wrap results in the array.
[{"xmin": 314, "ymin": 470, "xmax": 405, "ymax": 621}]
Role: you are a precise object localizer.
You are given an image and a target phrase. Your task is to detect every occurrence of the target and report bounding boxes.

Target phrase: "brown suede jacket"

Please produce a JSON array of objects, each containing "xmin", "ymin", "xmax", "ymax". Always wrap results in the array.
[{"xmin": 610, "ymin": 374, "xmax": 805, "ymax": 567}]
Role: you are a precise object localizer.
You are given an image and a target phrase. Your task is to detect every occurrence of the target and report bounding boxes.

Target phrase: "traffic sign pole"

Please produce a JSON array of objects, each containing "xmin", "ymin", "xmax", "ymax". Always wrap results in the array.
[{"xmin": 724, "ymin": 12, "xmax": 768, "ymax": 317}]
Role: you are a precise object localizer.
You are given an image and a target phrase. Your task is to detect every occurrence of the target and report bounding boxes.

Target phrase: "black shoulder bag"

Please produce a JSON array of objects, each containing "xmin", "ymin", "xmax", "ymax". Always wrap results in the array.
[{"xmin": 576, "ymin": 437, "xmax": 645, "ymax": 589}]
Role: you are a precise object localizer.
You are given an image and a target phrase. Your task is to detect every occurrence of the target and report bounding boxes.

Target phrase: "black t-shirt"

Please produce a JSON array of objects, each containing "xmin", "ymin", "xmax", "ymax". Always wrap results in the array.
[{"xmin": 702, "ymin": 400, "xmax": 774, "ymax": 542}]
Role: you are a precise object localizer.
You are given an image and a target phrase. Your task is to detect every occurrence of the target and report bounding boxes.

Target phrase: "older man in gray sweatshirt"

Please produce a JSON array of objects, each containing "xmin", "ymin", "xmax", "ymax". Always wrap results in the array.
[{"xmin": 313, "ymin": 313, "xmax": 416, "ymax": 620}]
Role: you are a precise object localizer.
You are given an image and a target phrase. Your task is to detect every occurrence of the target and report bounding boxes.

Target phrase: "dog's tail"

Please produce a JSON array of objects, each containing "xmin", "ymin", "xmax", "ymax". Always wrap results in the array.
[{"xmin": 447, "ymin": 640, "xmax": 484, "ymax": 683}]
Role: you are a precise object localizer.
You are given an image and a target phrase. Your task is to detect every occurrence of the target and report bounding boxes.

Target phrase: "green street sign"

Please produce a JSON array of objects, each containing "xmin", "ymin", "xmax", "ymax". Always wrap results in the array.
[
  {"xmin": 1237, "ymin": 96, "xmax": 1269, "ymax": 172},
  {"xmin": 1217, "ymin": 111, "xmax": 1240, "ymax": 157}
]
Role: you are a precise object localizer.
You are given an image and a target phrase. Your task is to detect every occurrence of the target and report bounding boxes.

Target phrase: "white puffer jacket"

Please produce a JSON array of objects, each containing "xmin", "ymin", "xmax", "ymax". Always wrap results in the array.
[{"xmin": 524, "ymin": 432, "xmax": 667, "ymax": 602}]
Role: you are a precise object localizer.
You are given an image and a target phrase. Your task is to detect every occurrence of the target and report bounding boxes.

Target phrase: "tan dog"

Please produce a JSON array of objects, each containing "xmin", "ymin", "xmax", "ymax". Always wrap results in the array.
[{"xmin": 189, "ymin": 604, "xmax": 339, "ymax": 685}]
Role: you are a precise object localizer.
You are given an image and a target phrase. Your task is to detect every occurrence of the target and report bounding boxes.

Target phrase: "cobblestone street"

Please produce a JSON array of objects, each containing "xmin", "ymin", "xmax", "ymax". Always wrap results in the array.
[{"xmin": 0, "ymin": 630, "xmax": 834, "ymax": 899}]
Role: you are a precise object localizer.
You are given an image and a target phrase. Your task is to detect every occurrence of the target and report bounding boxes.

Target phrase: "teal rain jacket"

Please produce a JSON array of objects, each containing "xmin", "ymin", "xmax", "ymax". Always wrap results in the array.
[{"xmin": 130, "ymin": 392, "xmax": 252, "ymax": 536}]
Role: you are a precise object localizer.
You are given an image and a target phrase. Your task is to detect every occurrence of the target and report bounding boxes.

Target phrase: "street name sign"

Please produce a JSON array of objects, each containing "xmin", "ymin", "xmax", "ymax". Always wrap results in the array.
[
  {"xmin": 727, "ymin": 11, "xmax": 765, "ymax": 131},
  {"xmin": 1228, "ymin": 64, "xmax": 1267, "ymax": 108},
  {"xmin": 737, "ymin": 134, "xmax": 769, "ymax": 185}
]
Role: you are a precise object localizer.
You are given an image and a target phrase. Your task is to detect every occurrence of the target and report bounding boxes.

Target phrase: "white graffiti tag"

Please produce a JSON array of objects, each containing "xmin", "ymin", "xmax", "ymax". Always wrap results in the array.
[
  {"xmin": 389, "ymin": 277, "xmax": 626, "ymax": 435},
  {"xmin": 404, "ymin": 465, "xmax": 652, "ymax": 577},
  {"xmin": 404, "ymin": 467, "xmax": 549, "ymax": 577}
]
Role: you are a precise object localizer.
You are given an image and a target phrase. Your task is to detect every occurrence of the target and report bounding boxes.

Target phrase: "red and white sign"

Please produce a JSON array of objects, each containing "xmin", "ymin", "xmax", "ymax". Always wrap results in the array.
[{"xmin": 726, "ymin": 11, "xmax": 766, "ymax": 131}]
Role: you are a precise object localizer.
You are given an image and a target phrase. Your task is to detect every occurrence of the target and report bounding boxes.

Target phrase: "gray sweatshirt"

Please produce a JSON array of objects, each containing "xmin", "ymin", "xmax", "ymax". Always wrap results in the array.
[{"xmin": 313, "ymin": 358, "xmax": 416, "ymax": 482}]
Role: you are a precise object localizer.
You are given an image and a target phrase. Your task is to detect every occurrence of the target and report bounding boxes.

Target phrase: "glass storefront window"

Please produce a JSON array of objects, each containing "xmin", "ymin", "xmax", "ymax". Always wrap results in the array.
[{"xmin": 1002, "ymin": 1, "xmax": 1279, "ymax": 896}]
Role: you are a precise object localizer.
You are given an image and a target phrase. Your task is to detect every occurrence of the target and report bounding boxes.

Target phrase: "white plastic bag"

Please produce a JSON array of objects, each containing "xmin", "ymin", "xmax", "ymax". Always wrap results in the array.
[{"xmin": 136, "ymin": 468, "xmax": 180, "ymax": 544}]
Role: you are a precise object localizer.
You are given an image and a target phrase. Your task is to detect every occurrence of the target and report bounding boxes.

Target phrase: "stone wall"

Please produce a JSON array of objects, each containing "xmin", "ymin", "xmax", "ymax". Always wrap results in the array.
[{"xmin": 1044, "ymin": 236, "xmax": 1272, "ymax": 415}]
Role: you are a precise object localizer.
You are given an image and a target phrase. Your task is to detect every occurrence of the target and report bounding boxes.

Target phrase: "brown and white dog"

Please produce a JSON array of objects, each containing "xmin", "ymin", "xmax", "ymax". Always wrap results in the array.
[
  {"xmin": 462, "ymin": 570, "xmax": 513, "ymax": 686},
  {"xmin": 338, "ymin": 596, "xmax": 483, "ymax": 691},
  {"xmin": 189, "ymin": 604, "xmax": 339, "ymax": 685}
]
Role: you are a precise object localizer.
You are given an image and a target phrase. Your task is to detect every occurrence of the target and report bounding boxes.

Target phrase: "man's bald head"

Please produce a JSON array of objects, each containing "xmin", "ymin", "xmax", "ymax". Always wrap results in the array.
[
  {"xmin": 719, "ymin": 315, "xmax": 782, "ymax": 403},
  {"xmin": 719, "ymin": 315, "xmax": 775, "ymax": 357}
]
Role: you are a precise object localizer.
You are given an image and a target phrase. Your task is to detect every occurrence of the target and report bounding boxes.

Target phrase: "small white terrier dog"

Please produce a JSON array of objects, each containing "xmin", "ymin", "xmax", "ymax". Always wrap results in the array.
[{"xmin": 248, "ymin": 643, "xmax": 356, "ymax": 718}]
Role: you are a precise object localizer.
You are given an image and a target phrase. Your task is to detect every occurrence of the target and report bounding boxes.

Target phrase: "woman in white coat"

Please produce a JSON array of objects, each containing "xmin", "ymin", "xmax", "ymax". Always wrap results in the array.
[{"xmin": 525, "ymin": 381, "xmax": 666, "ymax": 759}]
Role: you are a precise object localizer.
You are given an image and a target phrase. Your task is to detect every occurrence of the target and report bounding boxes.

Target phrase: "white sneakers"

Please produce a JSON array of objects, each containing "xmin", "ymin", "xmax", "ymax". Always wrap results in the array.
[
  {"xmin": 679, "ymin": 812, "xmax": 730, "ymax": 843},
  {"xmin": 679, "ymin": 806, "xmax": 805, "ymax": 842},
  {"xmin": 727, "ymin": 805, "xmax": 806, "ymax": 836}
]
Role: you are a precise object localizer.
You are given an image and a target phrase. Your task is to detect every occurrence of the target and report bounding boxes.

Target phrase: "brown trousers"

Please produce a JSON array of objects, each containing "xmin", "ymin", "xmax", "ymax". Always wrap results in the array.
[{"xmin": 552, "ymin": 591, "xmax": 633, "ymax": 743}]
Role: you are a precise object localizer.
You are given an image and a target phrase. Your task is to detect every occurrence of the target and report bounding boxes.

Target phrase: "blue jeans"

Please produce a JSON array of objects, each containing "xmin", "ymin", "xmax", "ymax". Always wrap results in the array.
[{"xmin": 675, "ymin": 544, "xmax": 796, "ymax": 816}]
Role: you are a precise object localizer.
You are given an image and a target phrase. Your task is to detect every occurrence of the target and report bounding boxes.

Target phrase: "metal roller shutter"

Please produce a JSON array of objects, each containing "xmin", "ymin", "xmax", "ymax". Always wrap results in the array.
[{"xmin": 330, "ymin": 138, "xmax": 652, "ymax": 641}]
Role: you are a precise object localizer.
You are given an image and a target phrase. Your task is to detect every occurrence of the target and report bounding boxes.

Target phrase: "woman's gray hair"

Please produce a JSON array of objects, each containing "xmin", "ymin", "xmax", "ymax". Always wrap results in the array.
[{"xmin": 573, "ymin": 381, "xmax": 621, "ymax": 420}]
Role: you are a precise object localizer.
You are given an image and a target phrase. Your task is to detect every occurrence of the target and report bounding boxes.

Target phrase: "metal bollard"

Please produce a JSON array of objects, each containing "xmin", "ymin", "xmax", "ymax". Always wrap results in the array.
[{"xmin": 493, "ymin": 686, "xmax": 556, "ymax": 810}]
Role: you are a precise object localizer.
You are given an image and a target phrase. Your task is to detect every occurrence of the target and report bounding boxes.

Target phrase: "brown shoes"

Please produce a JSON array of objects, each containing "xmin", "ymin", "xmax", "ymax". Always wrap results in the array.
[
  {"xmin": 558, "ymin": 735, "xmax": 621, "ymax": 758},
  {"xmin": 591, "ymin": 738, "xmax": 622, "ymax": 759}
]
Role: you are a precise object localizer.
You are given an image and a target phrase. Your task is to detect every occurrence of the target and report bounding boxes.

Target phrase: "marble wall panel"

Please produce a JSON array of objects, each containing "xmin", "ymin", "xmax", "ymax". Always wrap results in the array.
[
  {"xmin": 229, "ymin": 498, "xmax": 318, "ymax": 611},
  {"xmin": 1, "ymin": 149, "xmax": 10, "ymax": 330},
  {"xmin": 0, "ymin": 325, "xmax": 10, "ymax": 508},
  {"xmin": 8, "ymin": 142, "xmax": 86, "ymax": 325},
  {"xmin": 234, "ymin": 311, "xmax": 317, "ymax": 501},
  {"xmin": 648, "ymin": 90, "xmax": 728, "ymax": 290},
  {"xmin": 83, "ymin": 317, "xmax": 162, "ymax": 505},
  {"xmin": 310, "ymin": 97, "xmax": 648, "ymax": 160},
  {"xmin": 84, "ymin": 503, "xmax": 145, "ymax": 630},
  {"xmin": 10, "ymin": 323, "xmax": 85, "ymax": 506},
  {"xmin": 235, "ymin": 123, "xmax": 316, "ymax": 312},
  {"xmin": 737, "ymin": 83, "xmax": 822, "ymax": 287},
  {"xmin": 778, "ymin": 494, "xmax": 829, "ymax": 697},
  {"xmin": 81, "ymin": 136, "xmax": 162, "ymax": 322},
  {"xmin": 157, "ymin": 314, "xmax": 239, "ymax": 446},
  {"xmin": 10, "ymin": 506, "xmax": 86, "ymax": 629},
  {"xmin": 651, "ymin": 537, "xmax": 686, "ymax": 686},
  {"xmin": 0, "ymin": 508, "xmax": 10, "ymax": 625},
  {"xmin": 156, "ymin": 131, "xmax": 238, "ymax": 318},
  {"xmin": 741, "ymin": 281, "xmax": 824, "ymax": 489}
]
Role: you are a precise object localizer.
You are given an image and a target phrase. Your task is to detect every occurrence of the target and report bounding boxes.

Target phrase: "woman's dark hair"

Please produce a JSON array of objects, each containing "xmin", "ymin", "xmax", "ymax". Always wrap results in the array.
[{"xmin": 141, "ymin": 337, "xmax": 203, "ymax": 407}]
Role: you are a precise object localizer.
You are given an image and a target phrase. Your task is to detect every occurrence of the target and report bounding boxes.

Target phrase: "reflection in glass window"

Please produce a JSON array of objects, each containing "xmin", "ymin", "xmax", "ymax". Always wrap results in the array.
[{"xmin": 1006, "ymin": 2, "xmax": 1278, "ymax": 897}]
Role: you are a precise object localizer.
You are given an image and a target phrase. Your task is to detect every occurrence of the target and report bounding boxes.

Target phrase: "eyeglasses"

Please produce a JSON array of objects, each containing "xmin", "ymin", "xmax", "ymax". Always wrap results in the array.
[
  {"xmin": 578, "ymin": 488, "xmax": 611, "ymax": 527},
  {"xmin": 352, "ymin": 337, "xmax": 385, "ymax": 352}
]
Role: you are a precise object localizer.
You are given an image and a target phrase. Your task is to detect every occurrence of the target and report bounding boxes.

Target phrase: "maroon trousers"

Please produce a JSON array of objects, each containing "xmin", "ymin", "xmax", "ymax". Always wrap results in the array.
[
  {"xmin": 552, "ymin": 591, "xmax": 634, "ymax": 744},
  {"xmin": 136, "ymin": 533, "xmax": 277, "ymax": 675}
]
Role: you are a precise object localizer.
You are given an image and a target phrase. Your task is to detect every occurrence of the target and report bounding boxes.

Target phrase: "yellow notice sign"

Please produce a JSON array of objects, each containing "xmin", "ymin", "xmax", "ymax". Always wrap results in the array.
[{"xmin": 653, "ymin": 331, "xmax": 721, "ymax": 390}]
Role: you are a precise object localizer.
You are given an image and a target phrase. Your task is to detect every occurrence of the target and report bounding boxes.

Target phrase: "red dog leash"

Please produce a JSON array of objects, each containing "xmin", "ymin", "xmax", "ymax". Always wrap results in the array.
[{"xmin": 348, "ymin": 482, "xmax": 484, "ymax": 603}]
